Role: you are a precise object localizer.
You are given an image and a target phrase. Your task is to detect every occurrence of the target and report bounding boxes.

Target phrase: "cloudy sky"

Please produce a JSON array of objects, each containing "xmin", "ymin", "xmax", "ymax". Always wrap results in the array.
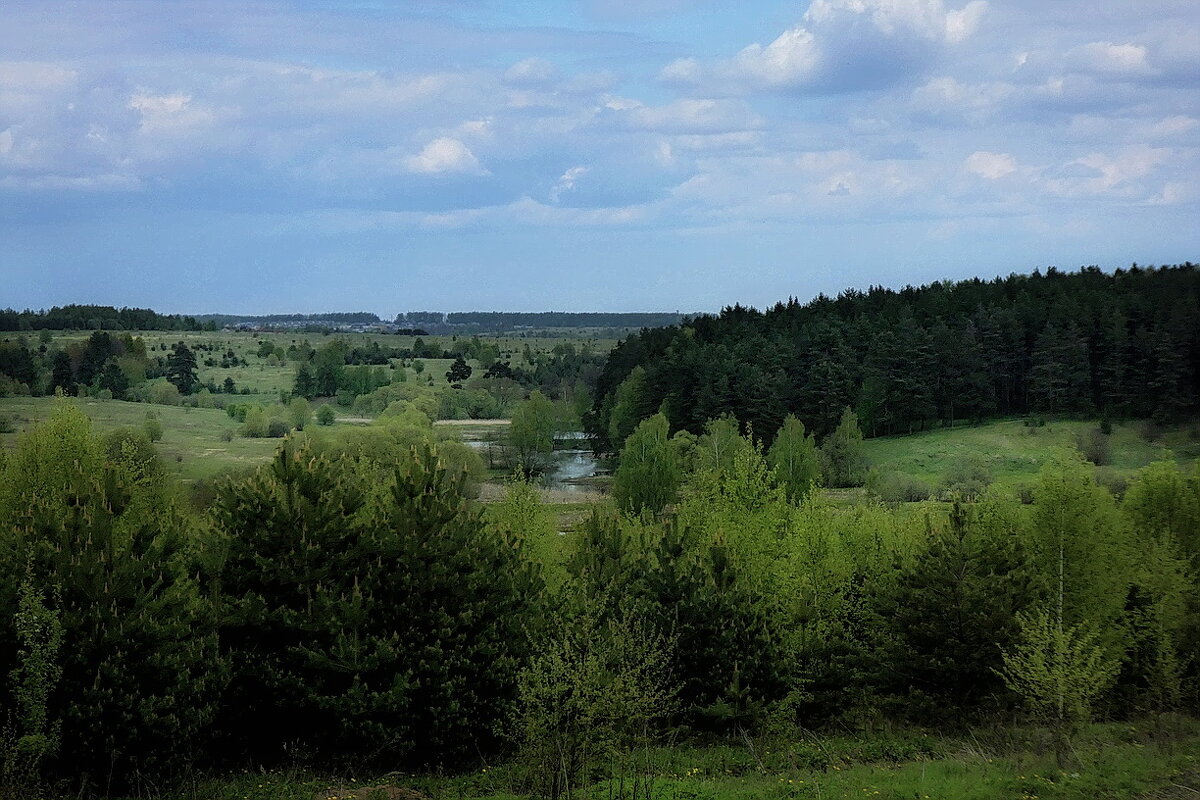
[{"xmin": 2, "ymin": 0, "xmax": 1198, "ymax": 314}]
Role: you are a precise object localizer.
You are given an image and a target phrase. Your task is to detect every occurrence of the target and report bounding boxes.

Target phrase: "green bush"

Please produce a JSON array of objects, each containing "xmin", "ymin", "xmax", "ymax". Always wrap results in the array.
[
  {"xmin": 868, "ymin": 469, "xmax": 932, "ymax": 503},
  {"xmin": 143, "ymin": 410, "xmax": 163, "ymax": 442}
]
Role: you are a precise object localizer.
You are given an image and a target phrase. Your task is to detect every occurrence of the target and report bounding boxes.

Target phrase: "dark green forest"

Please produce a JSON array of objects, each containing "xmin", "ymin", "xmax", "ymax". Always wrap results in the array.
[
  {"xmin": 589, "ymin": 265, "xmax": 1200, "ymax": 450},
  {"xmin": 0, "ymin": 306, "xmax": 209, "ymax": 333}
]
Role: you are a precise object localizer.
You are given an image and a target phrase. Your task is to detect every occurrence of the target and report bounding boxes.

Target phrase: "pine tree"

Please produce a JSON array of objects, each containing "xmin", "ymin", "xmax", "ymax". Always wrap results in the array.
[
  {"xmin": 165, "ymin": 341, "xmax": 198, "ymax": 394},
  {"xmin": 871, "ymin": 500, "xmax": 1038, "ymax": 718}
]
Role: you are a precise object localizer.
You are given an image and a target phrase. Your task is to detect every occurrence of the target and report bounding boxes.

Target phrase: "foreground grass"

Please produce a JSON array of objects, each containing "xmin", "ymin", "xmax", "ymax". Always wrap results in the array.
[{"xmin": 109, "ymin": 719, "xmax": 1199, "ymax": 800}]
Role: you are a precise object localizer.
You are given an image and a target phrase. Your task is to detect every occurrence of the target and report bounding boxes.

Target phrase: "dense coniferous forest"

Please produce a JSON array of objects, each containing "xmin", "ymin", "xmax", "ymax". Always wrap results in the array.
[
  {"xmin": 589, "ymin": 265, "xmax": 1200, "ymax": 450},
  {"xmin": 0, "ymin": 305, "xmax": 209, "ymax": 332}
]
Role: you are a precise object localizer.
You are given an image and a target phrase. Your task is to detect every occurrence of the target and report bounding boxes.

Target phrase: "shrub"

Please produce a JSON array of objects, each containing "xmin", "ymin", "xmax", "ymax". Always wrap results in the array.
[
  {"xmin": 288, "ymin": 397, "xmax": 312, "ymax": 431},
  {"xmin": 1093, "ymin": 467, "xmax": 1128, "ymax": 498},
  {"xmin": 240, "ymin": 407, "xmax": 268, "ymax": 438},
  {"xmin": 316, "ymin": 405, "xmax": 336, "ymax": 426},
  {"xmin": 1076, "ymin": 426, "xmax": 1111, "ymax": 466},
  {"xmin": 868, "ymin": 470, "xmax": 932, "ymax": 503},
  {"xmin": 517, "ymin": 609, "xmax": 673, "ymax": 798},
  {"xmin": 939, "ymin": 455, "xmax": 993, "ymax": 500},
  {"xmin": 266, "ymin": 418, "xmax": 290, "ymax": 438},
  {"xmin": 149, "ymin": 381, "xmax": 182, "ymax": 406},
  {"xmin": 143, "ymin": 411, "xmax": 163, "ymax": 442}
]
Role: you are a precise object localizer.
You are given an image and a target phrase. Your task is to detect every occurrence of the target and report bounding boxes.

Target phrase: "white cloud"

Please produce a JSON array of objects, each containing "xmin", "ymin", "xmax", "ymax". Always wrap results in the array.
[
  {"xmin": 611, "ymin": 97, "xmax": 765, "ymax": 133},
  {"xmin": 910, "ymin": 76, "xmax": 1014, "ymax": 119},
  {"xmin": 1041, "ymin": 146, "xmax": 1172, "ymax": 198},
  {"xmin": 965, "ymin": 151, "xmax": 1016, "ymax": 179},
  {"xmin": 550, "ymin": 165, "xmax": 588, "ymax": 202},
  {"xmin": 503, "ymin": 57, "xmax": 560, "ymax": 86},
  {"xmin": 1066, "ymin": 41, "xmax": 1154, "ymax": 76},
  {"xmin": 403, "ymin": 137, "xmax": 485, "ymax": 175},
  {"xmin": 671, "ymin": 0, "xmax": 989, "ymax": 92}
]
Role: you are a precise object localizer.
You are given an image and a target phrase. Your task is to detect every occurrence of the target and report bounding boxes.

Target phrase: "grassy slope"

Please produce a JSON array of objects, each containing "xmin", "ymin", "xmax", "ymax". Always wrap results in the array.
[
  {"xmin": 863, "ymin": 418, "xmax": 1200, "ymax": 492},
  {"xmin": 0, "ymin": 396, "xmax": 276, "ymax": 482}
]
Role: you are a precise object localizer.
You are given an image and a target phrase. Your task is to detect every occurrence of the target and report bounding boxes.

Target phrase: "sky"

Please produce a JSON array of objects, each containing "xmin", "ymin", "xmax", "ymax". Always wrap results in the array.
[{"xmin": 1, "ymin": 0, "xmax": 1198, "ymax": 315}]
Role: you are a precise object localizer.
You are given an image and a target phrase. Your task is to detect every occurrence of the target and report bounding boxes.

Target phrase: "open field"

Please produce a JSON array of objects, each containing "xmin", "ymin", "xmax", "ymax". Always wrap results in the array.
[
  {"xmin": 25, "ymin": 329, "xmax": 619, "ymax": 404},
  {"xmin": 864, "ymin": 417, "xmax": 1200, "ymax": 493},
  {"xmin": 104, "ymin": 719, "xmax": 1200, "ymax": 800},
  {"xmin": 0, "ymin": 395, "xmax": 277, "ymax": 482}
]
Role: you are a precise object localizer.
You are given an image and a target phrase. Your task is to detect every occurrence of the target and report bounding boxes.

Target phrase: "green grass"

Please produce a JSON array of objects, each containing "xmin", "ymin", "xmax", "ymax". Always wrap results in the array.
[
  {"xmin": 0, "ymin": 396, "xmax": 277, "ymax": 482},
  {"xmin": 24, "ymin": 329, "xmax": 619, "ymax": 402},
  {"xmin": 102, "ymin": 719, "xmax": 1200, "ymax": 800},
  {"xmin": 863, "ymin": 417, "xmax": 1200, "ymax": 494}
]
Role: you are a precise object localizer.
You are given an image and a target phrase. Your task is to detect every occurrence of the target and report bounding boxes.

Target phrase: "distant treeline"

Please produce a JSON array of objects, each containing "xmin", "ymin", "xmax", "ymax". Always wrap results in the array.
[
  {"xmin": 392, "ymin": 311, "xmax": 686, "ymax": 334},
  {"xmin": 0, "ymin": 305, "xmax": 207, "ymax": 332},
  {"xmin": 590, "ymin": 264, "xmax": 1200, "ymax": 450},
  {"xmin": 443, "ymin": 311, "xmax": 686, "ymax": 329},
  {"xmin": 195, "ymin": 312, "xmax": 382, "ymax": 327}
]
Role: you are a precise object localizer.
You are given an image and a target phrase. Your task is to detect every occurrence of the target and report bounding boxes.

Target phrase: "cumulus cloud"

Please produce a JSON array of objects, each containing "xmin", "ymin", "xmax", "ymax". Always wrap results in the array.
[
  {"xmin": 503, "ymin": 57, "xmax": 560, "ymax": 87},
  {"xmin": 965, "ymin": 151, "xmax": 1017, "ymax": 179},
  {"xmin": 550, "ymin": 165, "xmax": 588, "ymax": 203},
  {"xmin": 662, "ymin": 0, "xmax": 988, "ymax": 92},
  {"xmin": 1066, "ymin": 42, "xmax": 1154, "ymax": 76},
  {"xmin": 403, "ymin": 137, "xmax": 486, "ymax": 175}
]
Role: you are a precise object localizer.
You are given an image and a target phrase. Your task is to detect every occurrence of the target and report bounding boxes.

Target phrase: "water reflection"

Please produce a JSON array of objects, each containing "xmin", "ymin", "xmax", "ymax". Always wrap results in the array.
[{"xmin": 461, "ymin": 432, "xmax": 603, "ymax": 492}]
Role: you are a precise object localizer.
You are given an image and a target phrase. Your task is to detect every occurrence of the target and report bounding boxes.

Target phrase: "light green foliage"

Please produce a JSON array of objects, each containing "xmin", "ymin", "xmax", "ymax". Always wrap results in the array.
[
  {"xmin": 143, "ymin": 409, "xmax": 163, "ymax": 442},
  {"xmin": 865, "ymin": 467, "xmax": 932, "ymax": 503},
  {"xmin": 1028, "ymin": 461, "xmax": 1134, "ymax": 653},
  {"xmin": 241, "ymin": 405, "xmax": 268, "ymax": 438},
  {"xmin": 288, "ymin": 396, "xmax": 312, "ymax": 430},
  {"xmin": 1000, "ymin": 610, "xmax": 1121, "ymax": 760},
  {"xmin": 820, "ymin": 407, "xmax": 868, "ymax": 487},
  {"xmin": 517, "ymin": 608, "xmax": 673, "ymax": 799},
  {"xmin": 489, "ymin": 473, "xmax": 561, "ymax": 589},
  {"xmin": 693, "ymin": 414, "xmax": 749, "ymax": 478},
  {"xmin": 767, "ymin": 415, "xmax": 821, "ymax": 502},
  {"xmin": 315, "ymin": 404, "xmax": 335, "ymax": 426},
  {"xmin": 939, "ymin": 453, "xmax": 993, "ymax": 500},
  {"xmin": 1123, "ymin": 460, "xmax": 1200, "ymax": 564},
  {"xmin": 506, "ymin": 390, "xmax": 559, "ymax": 473},
  {"xmin": 310, "ymin": 406, "xmax": 487, "ymax": 496},
  {"xmin": 613, "ymin": 412, "xmax": 681, "ymax": 515},
  {"xmin": 149, "ymin": 380, "xmax": 182, "ymax": 406}
]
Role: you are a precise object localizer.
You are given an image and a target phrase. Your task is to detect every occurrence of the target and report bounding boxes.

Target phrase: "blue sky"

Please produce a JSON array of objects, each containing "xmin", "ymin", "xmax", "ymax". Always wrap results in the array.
[{"xmin": 2, "ymin": 0, "xmax": 1198, "ymax": 314}]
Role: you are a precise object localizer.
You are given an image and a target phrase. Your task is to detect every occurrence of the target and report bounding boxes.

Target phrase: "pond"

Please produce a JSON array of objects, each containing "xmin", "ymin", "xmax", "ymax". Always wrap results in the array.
[{"xmin": 462, "ymin": 431, "xmax": 605, "ymax": 493}]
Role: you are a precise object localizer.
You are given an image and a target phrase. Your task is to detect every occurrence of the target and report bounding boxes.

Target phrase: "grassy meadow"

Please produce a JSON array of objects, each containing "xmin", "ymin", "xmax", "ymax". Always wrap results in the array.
[{"xmin": 863, "ymin": 417, "xmax": 1200, "ymax": 494}]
